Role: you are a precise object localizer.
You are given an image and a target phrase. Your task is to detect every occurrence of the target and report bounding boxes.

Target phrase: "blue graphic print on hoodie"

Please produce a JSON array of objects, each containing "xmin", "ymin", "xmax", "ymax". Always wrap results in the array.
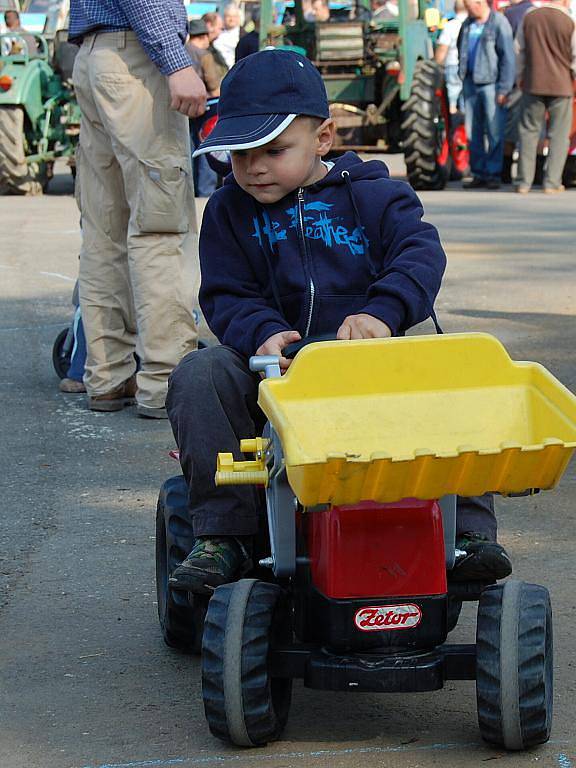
[{"xmin": 199, "ymin": 152, "xmax": 447, "ymax": 359}]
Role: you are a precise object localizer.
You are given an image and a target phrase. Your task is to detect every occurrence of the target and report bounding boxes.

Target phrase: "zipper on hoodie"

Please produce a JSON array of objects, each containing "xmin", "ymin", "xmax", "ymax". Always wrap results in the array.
[{"xmin": 297, "ymin": 186, "xmax": 315, "ymax": 337}]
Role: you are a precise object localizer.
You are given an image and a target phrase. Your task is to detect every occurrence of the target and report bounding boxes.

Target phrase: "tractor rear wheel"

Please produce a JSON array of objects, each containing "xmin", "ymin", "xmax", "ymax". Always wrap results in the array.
[
  {"xmin": 402, "ymin": 61, "xmax": 449, "ymax": 191},
  {"xmin": 0, "ymin": 106, "xmax": 47, "ymax": 195}
]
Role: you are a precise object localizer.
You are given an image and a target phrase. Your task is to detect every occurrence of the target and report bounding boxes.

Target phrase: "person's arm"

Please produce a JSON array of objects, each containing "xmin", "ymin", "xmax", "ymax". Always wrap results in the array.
[
  {"xmin": 434, "ymin": 23, "xmax": 452, "ymax": 66},
  {"xmin": 495, "ymin": 15, "xmax": 516, "ymax": 97},
  {"xmin": 357, "ymin": 181, "xmax": 447, "ymax": 335},
  {"xmin": 434, "ymin": 43, "xmax": 449, "ymax": 65},
  {"xmin": 119, "ymin": 0, "xmax": 191, "ymax": 75},
  {"xmin": 199, "ymin": 195, "xmax": 292, "ymax": 358},
  {"xmin": 119, "ymin": 0, "xmax": 207, "ymax": 115},
  {"xmin": 515, "ymin": 16, "xmax": 526, "ymax": 89},
  {"xmin": 201, "ymin": 54, "xmax": 221, "ymax": 96}
]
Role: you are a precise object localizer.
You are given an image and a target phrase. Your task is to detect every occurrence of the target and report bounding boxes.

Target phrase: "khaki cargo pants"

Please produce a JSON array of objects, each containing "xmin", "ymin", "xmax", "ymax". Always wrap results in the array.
[{"xmin": 73, "ymin": 31, "xmax": 198, "ymax": 408}]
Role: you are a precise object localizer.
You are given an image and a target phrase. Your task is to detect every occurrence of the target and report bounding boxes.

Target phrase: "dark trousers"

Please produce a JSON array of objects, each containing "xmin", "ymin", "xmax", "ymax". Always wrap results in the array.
[
  {"xmin": 517, "ymin": 93, "xmax": 573, "ymax": 190},
  {"xmin": 463, "ymin": 78, "xmax": 506, "ymax": 181},
  {"xmin": 166, "ymin": 346, "xmax": 497, "ymax": 540}
]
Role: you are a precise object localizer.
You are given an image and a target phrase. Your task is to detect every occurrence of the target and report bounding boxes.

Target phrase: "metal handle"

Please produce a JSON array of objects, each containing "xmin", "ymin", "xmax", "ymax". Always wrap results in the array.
[{"xmin": 249, "ymin": 355, "xmax": 281, "ymax": 379}]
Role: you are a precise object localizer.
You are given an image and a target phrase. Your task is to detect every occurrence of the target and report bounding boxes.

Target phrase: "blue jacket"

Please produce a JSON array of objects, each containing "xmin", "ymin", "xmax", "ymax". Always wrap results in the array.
[
  {"xmin": 458, "ymin": 11, "xmax": 515, "ymax": 94},
  {"xmin": 199, "ymin": 152, "xmax": 447, "ymax": 359}
]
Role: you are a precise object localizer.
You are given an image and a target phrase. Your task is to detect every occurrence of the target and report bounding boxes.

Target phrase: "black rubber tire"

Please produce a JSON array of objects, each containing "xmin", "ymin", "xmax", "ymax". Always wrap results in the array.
[
  {"xmin": 52, "ymin": 327, "xmax": 73, "ymax": 379},
  {"xmin": 446, "ymin": 595, "xmax": 463, "ymax": 633},
  {"xmin": 155, "ymin": 480, "xmax": 207, "ymax": 654},
  {"xmin": 202, "ymin": 579, "xmax": 292, "ymax": 746},
  {"xmin": 401, "ymin": 60, "xmax": 449, "ymax": 191},
  {"xmin": 0, "ymin": 106, "xmax": 47, "ymax": 195},
  {"xmin": 476, "ymin": 580, "xmax": 553, "ymax": 750}
]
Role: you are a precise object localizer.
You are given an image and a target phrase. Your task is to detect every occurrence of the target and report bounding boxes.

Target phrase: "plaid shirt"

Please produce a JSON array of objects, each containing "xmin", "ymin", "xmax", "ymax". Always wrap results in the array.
[{"xmin": 69, "ymin": 0, "xmax": 192, "ymax": 75}]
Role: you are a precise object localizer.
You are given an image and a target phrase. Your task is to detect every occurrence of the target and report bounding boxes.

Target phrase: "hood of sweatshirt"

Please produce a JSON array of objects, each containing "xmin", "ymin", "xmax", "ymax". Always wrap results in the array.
[{"xmin": 199, "ymin": 152, "xmax": 446, "ymax": 358}]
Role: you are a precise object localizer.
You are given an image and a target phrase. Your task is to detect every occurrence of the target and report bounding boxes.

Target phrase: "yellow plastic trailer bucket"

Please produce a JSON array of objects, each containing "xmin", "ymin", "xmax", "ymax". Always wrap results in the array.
[{"xmin": 257, "ymin": 334, "xmax": 576, "ymax": 506}]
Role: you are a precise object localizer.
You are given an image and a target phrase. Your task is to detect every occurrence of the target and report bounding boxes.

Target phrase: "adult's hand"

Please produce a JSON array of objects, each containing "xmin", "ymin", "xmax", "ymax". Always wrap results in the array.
[
  {"xmin": 496, "ymin": 93, "xmax": 508, "ymax": 106},
  {"xmin": 168, "ymin": 67, "xmax": 207, "ymax": 118},
  {"xmin": 256, "ymin": 330, "xmax": 302, "ymax": 372},
  {"xmin": 337, "ymin": 313, "xmax": 392, "ymax": 340}
]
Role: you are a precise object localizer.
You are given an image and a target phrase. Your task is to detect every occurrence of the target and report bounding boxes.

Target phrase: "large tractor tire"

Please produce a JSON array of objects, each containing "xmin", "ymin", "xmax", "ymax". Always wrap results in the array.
[
  {"xmin": 0, "ymin": 106, "xmax": 47, "ymax": 195},
  {"xmin": 402, "ymin": 61, "xmax": 450, "ymax": 191}
]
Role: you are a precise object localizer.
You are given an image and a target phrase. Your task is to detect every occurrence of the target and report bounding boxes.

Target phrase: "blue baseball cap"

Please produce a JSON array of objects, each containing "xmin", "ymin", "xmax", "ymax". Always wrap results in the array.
[{"xmin": 192, "ymin": 49, "xmax": 330, "ymax": 158}]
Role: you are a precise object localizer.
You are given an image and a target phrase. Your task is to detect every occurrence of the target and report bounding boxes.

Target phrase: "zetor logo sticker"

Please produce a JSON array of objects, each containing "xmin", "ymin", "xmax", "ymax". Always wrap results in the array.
[{"xmin": 354, "ymin": 604, "xmax": 422, "ymax": 632}]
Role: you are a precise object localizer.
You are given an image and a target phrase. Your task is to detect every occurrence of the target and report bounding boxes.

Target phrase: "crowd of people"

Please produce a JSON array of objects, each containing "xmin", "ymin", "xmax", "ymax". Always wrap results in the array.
[{"xmin": 435, "ymin": 0, "xmax": 576, "ymax": 192}]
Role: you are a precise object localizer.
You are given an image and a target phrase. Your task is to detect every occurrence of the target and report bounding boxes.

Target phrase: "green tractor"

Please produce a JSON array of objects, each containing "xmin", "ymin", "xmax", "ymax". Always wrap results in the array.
[
  {"xmin": 258, "ymin": 0, "xmax": 460, "ymax": 189},
  {"xmin": 0, "ymin": 29, "xmax": 80, "ymax": 194}
]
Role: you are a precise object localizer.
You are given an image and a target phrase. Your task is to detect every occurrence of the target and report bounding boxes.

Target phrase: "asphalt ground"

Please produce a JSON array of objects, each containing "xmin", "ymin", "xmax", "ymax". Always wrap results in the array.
[{"xmin": 0, "ymin": 160, "xmax": 575, "ymax": 768}]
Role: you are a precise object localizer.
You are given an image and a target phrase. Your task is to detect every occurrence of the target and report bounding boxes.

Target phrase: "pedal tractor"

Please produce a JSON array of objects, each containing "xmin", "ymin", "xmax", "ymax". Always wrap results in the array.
[{"xmin": 156, "ymin": 333, "xmax": 576, "ymax": 749}]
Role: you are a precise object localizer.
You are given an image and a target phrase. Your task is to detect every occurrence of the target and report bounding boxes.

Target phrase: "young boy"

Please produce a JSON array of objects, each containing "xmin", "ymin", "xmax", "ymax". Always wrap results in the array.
[{"xmin": 168, "ymin": 49, "xmax": 511, "ymax": 594}]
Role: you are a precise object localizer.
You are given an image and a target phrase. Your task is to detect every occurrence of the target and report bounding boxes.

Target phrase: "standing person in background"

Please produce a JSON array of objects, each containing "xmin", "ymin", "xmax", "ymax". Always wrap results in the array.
[
  {"xmin": 458, "ymin": 0, "xmax": 515, "ymax": 189},
  {"xmin": 213, "ymin": 3, "xmax": 241, "ymax": 69},
  {"xmin": 515, "ymin": 0, "xmax": 576, "ymax": 195},
  {"xmin": 203, "ymin": 12, "xmax": 229, "ymax": 82},
  {"xmin": 186, "ymin": 20, "xmax": 221, "ymax": 98},
  {"xmin": 2, "ymin": 10, "xmax": 37, "ymax": 55},
  {"xmin": 235, "ymin": 6, "xmax": 260, "ymax": 61},
  {"xmin": 434, "ymin": 0, "xmax": 468, "ymax": 114},
  {"xmin": 501, "ymin": 0, "xmax": 533, "ymax": 183},
  {"xmin": 187, "ymin": 20, "xmax": 221, "ymax": 197},
  {"xmin": 504, "ymin": 0, "xmax": 533, "ymax": 37},
  {"xmin": 69, "ymin": 0, "xmax": 206, "ymax": 419}
]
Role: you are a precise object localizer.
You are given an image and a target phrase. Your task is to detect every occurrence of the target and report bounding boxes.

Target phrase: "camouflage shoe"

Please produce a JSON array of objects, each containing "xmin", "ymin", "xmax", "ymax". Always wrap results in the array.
[
  {"xmin": 451, "ymin": 532, "xmax": 512, "ymax": 582},
  {"xmin": 169, "ymin": 536, "xmax": 252, "ymax": 595}
]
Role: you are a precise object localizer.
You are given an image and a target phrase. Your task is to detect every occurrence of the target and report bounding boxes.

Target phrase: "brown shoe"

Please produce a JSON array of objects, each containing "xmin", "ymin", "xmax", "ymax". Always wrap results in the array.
[
  {"xmin": 88, "ymin": 375, "xmax": 137, "ymax": 412},
  {"xmin": 59, "ymin": 378, "xmax": 86, "ymax": 394}
]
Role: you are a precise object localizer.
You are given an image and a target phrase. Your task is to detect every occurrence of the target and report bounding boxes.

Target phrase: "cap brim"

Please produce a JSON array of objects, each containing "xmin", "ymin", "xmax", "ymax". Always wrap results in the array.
[{"xmin": 192, "ymin": 113, "xmax": 297, "ymax": 157}]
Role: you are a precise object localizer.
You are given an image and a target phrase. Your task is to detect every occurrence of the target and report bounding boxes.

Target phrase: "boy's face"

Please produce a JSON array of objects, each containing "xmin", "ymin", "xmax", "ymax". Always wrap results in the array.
[{"xmin": 230, "ymin": 117, "xmax": 335, "ymax": 204}]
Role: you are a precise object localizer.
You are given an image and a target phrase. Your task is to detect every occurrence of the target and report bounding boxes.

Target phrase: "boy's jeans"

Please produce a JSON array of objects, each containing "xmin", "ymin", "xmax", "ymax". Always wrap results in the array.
[
  {"xmin": 463, "ymin": 78, "xmax": 506, "ymax": 181},
  {"xmin": 166, "ymin": 346, "xmax": 497, "ymax": 541}
]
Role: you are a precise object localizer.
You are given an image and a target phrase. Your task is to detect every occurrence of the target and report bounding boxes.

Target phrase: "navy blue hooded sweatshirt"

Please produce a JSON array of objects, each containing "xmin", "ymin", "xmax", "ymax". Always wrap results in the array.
[{"xmin": 199, "ymin": 152, "xmax": 447, "ymax": 359}]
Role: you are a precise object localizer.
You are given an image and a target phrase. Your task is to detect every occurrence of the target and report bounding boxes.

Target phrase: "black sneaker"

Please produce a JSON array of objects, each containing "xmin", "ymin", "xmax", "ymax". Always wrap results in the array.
[
  {"xmin": 463, "ymin": 177, "xmax": 486, "ymax": 189},
  {"xmin": 486, "ymin": 178, "xmax": 501, "ymax": 190},
  {"xmin": 169, "ymin": 536, "xmax": 252, "ymax": 595},
  {"xmin": 450, "ymin": 532, "xmax": 512, "ymax": 582}
]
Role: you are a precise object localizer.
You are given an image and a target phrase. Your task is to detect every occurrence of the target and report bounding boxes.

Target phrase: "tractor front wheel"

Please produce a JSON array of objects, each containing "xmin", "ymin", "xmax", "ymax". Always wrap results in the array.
[
  {"xmin": 402, "ymin": 61, "xmax": 450, "ymax": 191},
  {"xmin": 0, "ymin": 106, "xmax": 47, "ymax": 195}
]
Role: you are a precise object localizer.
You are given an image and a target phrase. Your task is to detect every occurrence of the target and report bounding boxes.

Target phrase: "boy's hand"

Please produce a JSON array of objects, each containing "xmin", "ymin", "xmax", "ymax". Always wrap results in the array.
[
  {"xmin": 337, "ymin": 314, "xmax": 392, "ymax": 340},
  {"xmin": 256, "ymin": 330, "xmax": 302, "ymax": 372}
]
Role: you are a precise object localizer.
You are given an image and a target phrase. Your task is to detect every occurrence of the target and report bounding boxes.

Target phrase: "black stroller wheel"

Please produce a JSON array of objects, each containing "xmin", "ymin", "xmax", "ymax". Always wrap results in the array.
[{"xmin": 52, "ymin": 327, "xmax": 73, "ymax": 379}]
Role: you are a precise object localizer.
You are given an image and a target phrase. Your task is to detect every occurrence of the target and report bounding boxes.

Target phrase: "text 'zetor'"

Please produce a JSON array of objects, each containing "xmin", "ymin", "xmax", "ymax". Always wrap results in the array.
[{"xmin": 354, "ymin": 604, "xmax": 422, "ymax": 631}]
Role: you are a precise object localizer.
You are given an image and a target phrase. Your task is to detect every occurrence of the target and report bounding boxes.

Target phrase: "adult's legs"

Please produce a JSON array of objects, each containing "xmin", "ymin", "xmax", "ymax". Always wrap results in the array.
[
  {"xmin": 464, "ymin": 78, "xmax": 487, "ymax": 181},
  {"xmin": 82, "ymin": 32, "xmax": 198, "ymax": 410},
  {"xmin": 73, "ymin": 41, "xmax": 137, "ymax": 396},
  {"xmin": 517, "ymin": 93, "xmax": 546, "ymax": 190},
  {"xmin": 480, "ymin": 83, "xmax": 506, "ymax": 182},
  {"xmin": 543, "ymin": 95, "xmax": 572, "ymax": 190}
]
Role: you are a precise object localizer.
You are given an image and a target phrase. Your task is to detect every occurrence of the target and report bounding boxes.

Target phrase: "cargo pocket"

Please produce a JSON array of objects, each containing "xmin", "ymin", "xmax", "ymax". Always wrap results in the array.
[{"xmin": 136, "ymin": 162, "xmax": 191, "ymax": 234}]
